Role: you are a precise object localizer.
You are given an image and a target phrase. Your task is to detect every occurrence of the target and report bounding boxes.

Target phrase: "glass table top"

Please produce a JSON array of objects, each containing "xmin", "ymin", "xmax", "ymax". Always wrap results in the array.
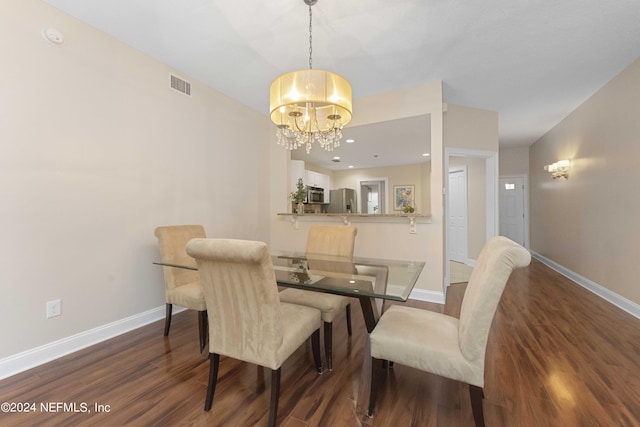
[
  {"xmin": 269, "ymin": 251, "xmax": 423, "ymax": 301},
  {"xmin": 155, "ymin": 251, "xmax": 424, "ymax": 302}
]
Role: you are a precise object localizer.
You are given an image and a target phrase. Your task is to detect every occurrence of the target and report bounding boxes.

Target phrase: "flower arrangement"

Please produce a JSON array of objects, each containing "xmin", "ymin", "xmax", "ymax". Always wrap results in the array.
[{"xmin": 403, "ymin": 203, "xmax": 415, "ymax": 214}]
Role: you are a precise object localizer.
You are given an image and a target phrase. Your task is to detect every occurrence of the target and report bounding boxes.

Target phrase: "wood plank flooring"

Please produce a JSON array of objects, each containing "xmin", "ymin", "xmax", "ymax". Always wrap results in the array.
[{"xmin": 1, "ymin": 259, "xmax": 640, "ymax": 426}]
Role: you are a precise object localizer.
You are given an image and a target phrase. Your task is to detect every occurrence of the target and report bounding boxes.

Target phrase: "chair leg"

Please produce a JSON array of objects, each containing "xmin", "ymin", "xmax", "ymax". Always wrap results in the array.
[
  {"xmin": 204, "ymin": 353, "xmax": 220, "ymax": 411},
  {"xmin": 163, "ymin": 303, "xmax": 172, "ymax": 336},
  {"xmin": 311, "ymin": 329, "xmax": 323, "ymax": 373},
  {"xmin": 268, "ymin": 368, "xmax": 281, "ymax": 427},
  {"xmin": 469, "ymin": 384, "xmax": 486, "ymax": 427},
  {"xmin": 324, "ymin": 322, "xmax": 333, "ymax": 371},
  {"xmin": 368, "ymin": 357, "xmax": 383, "ymax": 417},
  {"xmin": 198, "ymin": 310, "xmax": 207, "ymax": 353},
  {"xmin": 345, "ymin": 303, "xmax": 352, "ymax": 336}
]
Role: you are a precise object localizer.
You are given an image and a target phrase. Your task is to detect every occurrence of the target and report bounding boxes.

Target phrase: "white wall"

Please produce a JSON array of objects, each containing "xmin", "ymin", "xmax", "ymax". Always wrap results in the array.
[
  {"xmin": 530, "ymin": 57, "xmax": 640, "ymax": 305},
  {"xmin": 500, "ymin": 146, "xmax": 530, "ymax": 175},
  {"xmin": 0, "ymin": 0, "xmax": 270, "ymax": 359},
  {"xmin": 444, "ymin": 104, "xmax": 498, "ymax": 152}
]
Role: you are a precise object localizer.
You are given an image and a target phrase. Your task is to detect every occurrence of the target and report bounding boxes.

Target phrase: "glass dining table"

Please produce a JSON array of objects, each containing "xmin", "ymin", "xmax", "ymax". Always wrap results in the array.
[
  {"xmin": 155, "ymin": 251, "xmax": 424, "ymax": 332},
  {"xmin": 269, "ymin": 250, "xmax": 424, "ymax": 333},
  {"xmin": 154, "ymin": 250, "xmax": 425, "ymax": 414}
]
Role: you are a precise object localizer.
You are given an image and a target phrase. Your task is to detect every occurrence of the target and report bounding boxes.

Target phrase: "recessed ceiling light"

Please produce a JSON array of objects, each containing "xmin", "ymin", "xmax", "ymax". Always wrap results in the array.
[
  {"xmin": 348, "ymin": 165, "xmax": 354, "ymax": 168},
  {"xmin": 333, "ymin": 156, "xmax": 340, "ymax": 160},
  {"xmin": 346, "ymin": 139, "xmax": 355, "ymax": 143},
  {"xmin": 422, "ymin": 153, "xmax": 430, "ymax": 157}
]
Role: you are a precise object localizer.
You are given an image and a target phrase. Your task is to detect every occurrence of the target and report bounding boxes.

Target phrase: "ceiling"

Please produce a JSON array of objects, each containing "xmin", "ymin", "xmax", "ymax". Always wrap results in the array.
[
  {"xmin": 43, "ymin": 0, "xmax": 640, "ymax": 167},
  {"xmin": 291, "ymin": 115, "xmax": 432, "ymax": 170}
]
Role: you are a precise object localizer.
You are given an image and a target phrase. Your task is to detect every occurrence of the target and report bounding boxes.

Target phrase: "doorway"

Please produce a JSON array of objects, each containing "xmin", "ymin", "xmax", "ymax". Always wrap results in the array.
[
  {"xmin": 444, "ymin": 148, "xmax": 498, "ymax": 292},
  {"xmin": 359, "ymin": 178, "xmax": 388, "ymax": 214},
  {"xmin": 448, "ymin": 166, "xmax": 468, "ymax": 263},
  {"xmin": 499, "ymin": 175, "xmax": 528, "ymax": 247}
]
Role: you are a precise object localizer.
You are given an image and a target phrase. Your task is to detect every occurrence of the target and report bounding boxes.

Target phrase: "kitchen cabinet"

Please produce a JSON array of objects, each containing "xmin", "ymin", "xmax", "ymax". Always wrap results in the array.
[
  {"xmin": 290, "ymin": 160, "xmax": 305, "ymax": 193},
  {"xmin": 290, "ymin": 160, "xmax": 330, "ymax": 203},
  {"xmin": 305, "ymin": 170, "xmax": 330, "ymax": 203}
]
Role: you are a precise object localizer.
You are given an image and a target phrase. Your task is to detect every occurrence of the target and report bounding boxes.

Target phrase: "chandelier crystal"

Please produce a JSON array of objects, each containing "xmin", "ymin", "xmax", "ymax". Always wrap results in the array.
[{"xmin": 269, "ymin": 0, "xmax": 352, "ymax": 153}]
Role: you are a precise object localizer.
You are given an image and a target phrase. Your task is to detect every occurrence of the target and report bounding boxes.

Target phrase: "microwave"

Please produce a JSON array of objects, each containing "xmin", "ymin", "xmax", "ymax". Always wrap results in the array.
[{"xmin": 306, "ymin": 186, "xmax": 324, "ymax": 203}]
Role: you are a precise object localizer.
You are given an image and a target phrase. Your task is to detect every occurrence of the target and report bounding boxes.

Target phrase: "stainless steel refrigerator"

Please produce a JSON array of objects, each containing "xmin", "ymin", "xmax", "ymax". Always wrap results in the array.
[{"xmin": 328, "ymin": 188, "xmax": 357, "ymax": 213}]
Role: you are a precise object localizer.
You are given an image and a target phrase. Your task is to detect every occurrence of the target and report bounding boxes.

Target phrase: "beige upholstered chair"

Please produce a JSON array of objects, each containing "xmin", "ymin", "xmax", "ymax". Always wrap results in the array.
[
  {"xmin": 368, "ymin": 236, "xmax": 531, "ymax": 427},
  {"xmin": 278, "ymin": 224, "xmax": 357, "ymax": 370},
  {"xmin": 186, "ymin": 238, "xmax": 322, "ymax": 427},
  {"xmin": 154, "ymin": 225, "xmax": 207, "ymax": 352}
]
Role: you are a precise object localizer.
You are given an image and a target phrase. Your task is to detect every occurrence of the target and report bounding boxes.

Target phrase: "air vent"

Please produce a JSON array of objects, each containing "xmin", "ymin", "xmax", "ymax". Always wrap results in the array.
[{"xmin": 170, "ymin": 75, "xmax": 191, "ymax": 96}]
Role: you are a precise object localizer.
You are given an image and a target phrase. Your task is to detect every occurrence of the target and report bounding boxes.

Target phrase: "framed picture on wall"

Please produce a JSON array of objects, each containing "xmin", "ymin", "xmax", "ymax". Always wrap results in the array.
[{"xmin": 393, "ymin": 185, "xmax": 415, "ymax": 210}]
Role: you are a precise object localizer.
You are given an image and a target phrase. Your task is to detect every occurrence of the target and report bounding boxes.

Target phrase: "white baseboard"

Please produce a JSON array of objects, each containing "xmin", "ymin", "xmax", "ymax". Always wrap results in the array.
[
  {"xmin": 0, "ymin": 305, "xmax": 185, "ymax": 381},
  {"xmin": 532, "ymin": 251, "xmax": 640, "ymax": 320},
  {"xmin": 410, "ymin": 288, "xmax": 445, "ymax": 304}
]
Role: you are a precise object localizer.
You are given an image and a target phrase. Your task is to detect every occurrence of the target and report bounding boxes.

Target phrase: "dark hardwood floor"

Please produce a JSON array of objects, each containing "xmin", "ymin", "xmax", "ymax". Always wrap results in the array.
[{"xmin": 1, "ymin": 259, "xmax": 640, "ymax": 426}]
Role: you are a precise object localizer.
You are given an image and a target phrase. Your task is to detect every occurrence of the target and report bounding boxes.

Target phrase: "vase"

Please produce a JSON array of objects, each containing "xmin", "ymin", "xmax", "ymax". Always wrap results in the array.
[{"xmin": 296, "ymin": 203, "xmax": 305, "ymax": 214}]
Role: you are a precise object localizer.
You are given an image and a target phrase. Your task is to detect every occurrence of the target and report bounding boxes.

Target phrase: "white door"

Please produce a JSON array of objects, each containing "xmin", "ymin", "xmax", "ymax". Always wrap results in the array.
[
  {"xmin": 359, "ymin": 179, "xmax": 387, "ymax": 214},
  {"xmin": 448, "ymin": 167, "xmax": 468, "ymax": 263},
  {"xmin": 360, "ymin": 182, "xmax": 380, "ymax": 214},
  {"xmin": 499, "ymin": 176, "xmax": 525, "ymax": 246}
]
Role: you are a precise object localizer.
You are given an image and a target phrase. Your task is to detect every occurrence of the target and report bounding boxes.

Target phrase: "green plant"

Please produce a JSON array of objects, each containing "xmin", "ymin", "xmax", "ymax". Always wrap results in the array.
[{"xmin": 290, "ymin": 178, "xmax": 306, "ymax": 204}]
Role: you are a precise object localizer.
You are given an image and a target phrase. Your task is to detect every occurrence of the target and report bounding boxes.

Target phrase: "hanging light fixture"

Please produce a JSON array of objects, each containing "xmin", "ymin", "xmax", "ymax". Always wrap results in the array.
[{"xmin": 269, "ymin": 0, "xmax": 352, "ymax": 153}]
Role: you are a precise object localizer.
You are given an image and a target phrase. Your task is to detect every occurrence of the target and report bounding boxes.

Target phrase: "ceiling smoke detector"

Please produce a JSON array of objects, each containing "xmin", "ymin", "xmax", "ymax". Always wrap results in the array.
[{"xmin": 42, "ymin": 28, "xmax": 64, "ymax": 45}]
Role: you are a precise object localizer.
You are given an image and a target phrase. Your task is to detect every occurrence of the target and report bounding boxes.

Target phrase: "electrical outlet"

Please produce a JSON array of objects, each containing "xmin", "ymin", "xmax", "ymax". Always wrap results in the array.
[{"xmin": 46, "ymin": 299, "xmax": 61, "ymax": 318}]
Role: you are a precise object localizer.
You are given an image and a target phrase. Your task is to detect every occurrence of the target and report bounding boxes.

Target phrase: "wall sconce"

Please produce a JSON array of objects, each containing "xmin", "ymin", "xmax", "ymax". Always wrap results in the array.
[{"xmin": 544, "ymin": 159, "xmax": 570, "ymax": 179}]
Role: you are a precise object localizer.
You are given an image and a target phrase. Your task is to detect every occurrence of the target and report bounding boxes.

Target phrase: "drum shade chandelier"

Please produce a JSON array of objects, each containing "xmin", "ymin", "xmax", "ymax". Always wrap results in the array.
[{"xmin": 269, "ymin": 0, "xmax": 352, "ymax": 153}]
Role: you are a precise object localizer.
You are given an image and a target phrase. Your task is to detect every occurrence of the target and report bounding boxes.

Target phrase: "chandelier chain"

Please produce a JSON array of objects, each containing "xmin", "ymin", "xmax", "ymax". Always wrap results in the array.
[{"xmin": 308, "ymin": 3, "xmax": 313, "ymax": 69}]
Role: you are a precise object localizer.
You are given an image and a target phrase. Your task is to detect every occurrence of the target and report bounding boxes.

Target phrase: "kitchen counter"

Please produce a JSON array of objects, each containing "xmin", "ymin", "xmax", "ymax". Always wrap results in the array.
[
  {"xmin": 277, "ymin": 212, "xmax": 431, "ymax": 233},
  {"xmin": 277, "ymin": 212, "xmax": 429, "ymax": 218}
]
